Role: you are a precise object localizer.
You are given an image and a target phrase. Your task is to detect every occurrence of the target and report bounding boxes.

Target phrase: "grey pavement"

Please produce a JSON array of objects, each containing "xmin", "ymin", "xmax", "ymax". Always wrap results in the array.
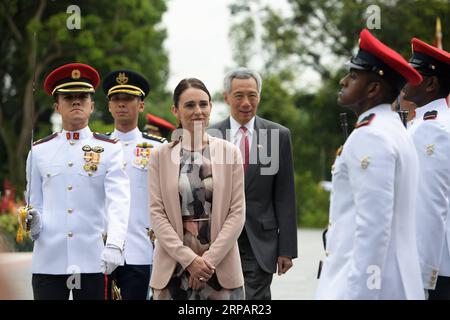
[{"xmin": 0, "ymin": 228, "xmax": 324, "ymax": 300}]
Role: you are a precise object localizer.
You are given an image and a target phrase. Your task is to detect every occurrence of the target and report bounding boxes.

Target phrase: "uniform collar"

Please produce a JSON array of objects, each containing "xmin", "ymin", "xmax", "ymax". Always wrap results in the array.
[
  {"xmin": 357, "ymin": 104, "xmax": 392, "ymax": 123},
  {"xmin": 413, "ymin": 98, "xmax": 448, "ymax": 121},
  {"xmin": 111, "ymin": 127, "xmax": 141, "ymax": 142},
  {"xmin": 230, "ymin": 116, "xmax": 255, "ymax": 138},
  {"xmin": 61, "ymin": 126, "xmax": 92, "ymax": 140}
]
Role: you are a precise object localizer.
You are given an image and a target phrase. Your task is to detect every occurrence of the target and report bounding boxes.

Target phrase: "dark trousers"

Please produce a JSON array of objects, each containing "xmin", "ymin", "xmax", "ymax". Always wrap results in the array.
[
  {"xmin": 110, "ymin": 263, "xmax": 151, "ymax": 300},
  {"xmin": 429, "ymin": 276, "xmax": 450, "ymax": 300},
  {"xmin": 32, "ymin": 273, "xmax": 105, "ymax": 300},
  {"xmin": 238, "ymin": 229, "xmax": 273, "ymax": 300}
]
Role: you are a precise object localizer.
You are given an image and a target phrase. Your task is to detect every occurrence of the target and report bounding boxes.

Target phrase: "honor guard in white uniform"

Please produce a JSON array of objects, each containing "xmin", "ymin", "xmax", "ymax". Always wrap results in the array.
[
  {"xmin": 26, "ymin": 63, "xmax": 130, "ymax": 300},
  {"xmin": 403, "ymin": 38, "xmax": 450, "ymax": 299},
  {"xmin": 103, "ymin": 70, "xmax": 167, "ymax": 299},
  {"xmin": 315, "ymin": 29, "xmax": 425, "ymax": 300}
]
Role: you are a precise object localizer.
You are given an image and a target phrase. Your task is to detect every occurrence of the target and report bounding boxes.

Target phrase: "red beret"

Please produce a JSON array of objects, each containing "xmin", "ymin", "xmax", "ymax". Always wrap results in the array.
[
  {"xmin": 146, "ymin": 113, "xmax": 176, "ymax": 131},
  {"xmin": 44, "ymin": 63, "xmax": 100, "ymax": 96},
  {"xmin": 410, "ymin": 38, "xmax": 450, "ymax": 77},
  {"xmin": 346, "ymin": 29, "xmax": 422, "ymax": 90}
]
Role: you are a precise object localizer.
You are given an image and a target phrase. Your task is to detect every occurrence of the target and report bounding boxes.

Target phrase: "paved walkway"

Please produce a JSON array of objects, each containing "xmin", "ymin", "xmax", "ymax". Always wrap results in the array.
[{"xmin": 0, "ymin": 228, "xmax": 324, "ymax": 300}]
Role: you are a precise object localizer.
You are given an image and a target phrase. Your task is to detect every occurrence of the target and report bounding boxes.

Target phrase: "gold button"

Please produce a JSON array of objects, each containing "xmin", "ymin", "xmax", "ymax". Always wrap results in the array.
[
  {"xmin": 67, "ymin": 185, "xmax": 73, "ymax": 191},
  {"xmin": 46, "ymin": 173, "xmax": 51, "ymax": 178},
  {"xmin": 70, "ymin": 141, "xmax": 75, "ymax": 146},
  {"xmin": 88, "ymin": 172, "xmax": 93, "ymax": 177},
  {"xmin": 68, "ymin": 162, "xmax": 73, "ymax": 167},
  {"xmin": 325, "ymin": 251, "xmax": 330, "ymax": 257},
  {"xmin": 68, "ymin": 232, "xmax": 73, "ymax": 237},
  {"xmin": 68, "ymin": 208, "xmax": 73, "ymax": 214},
  {"xmin": 124, "ymin": 143, "xmax": 129, "ymax": 146}
]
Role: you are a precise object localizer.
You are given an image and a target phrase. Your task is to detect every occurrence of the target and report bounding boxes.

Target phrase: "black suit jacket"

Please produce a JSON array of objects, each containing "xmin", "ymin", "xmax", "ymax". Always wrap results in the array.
[{"xmin": 208, "ymin": 116, "xmax": 298, "ymax": 273}]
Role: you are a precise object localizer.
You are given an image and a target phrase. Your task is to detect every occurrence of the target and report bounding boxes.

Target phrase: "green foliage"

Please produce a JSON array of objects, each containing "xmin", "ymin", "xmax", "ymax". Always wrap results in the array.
[
  {"xmin": 296, "ymin": 172, "xmax": 330, "ymax": 228},
  {"xmin": 230, "ymin": 0, "xmax": 450, "ymax": 80},
  {"xmin": 229, "ymin": 0, "xmax": 448, "ymax": 227},
  {"xmin": 0, "ymin": 214, "xmax": 34, "ymax": 252},
  {"xmin": 89, "ymin": 120, "xmax": 115, "ymax": 135},
  {"xmin": 0, "ymin": 0, "xmax": 170, "ymax": 194}
]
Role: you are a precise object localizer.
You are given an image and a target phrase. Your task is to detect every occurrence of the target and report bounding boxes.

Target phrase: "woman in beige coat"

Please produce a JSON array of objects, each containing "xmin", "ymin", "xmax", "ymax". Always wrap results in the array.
[{"xmin": 149, "ymin": 78, "xmax": 245, "ymax": 300}]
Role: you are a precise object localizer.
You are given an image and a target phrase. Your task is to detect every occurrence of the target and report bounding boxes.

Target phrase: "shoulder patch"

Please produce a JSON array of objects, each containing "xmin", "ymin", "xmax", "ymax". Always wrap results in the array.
[
  {"xmin": 93, "ymin": 132, "xmax": 118, "ymax": 144},
  {"xmin": 355, "ymin": 113, "xmax": 376, "ymax": 129},
  {"xmin": 33, "ymin": 132, "xmax": 58, "ymax": 146},
  {"xmin": 423, "ymin": 110, "xmax": 438, "ymax": 120},
  {"xmin": 142, "ymin": 132, "xmax": 167, "ymax": 143}
]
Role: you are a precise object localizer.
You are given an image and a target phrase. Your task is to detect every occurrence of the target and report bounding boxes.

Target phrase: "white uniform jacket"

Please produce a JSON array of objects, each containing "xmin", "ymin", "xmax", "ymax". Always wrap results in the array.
[
  {"xmin": 27, "ymin": 126, "xmax": 130, "ymax": 274},
  {"xmin": 316, "ymin": 104, "xmax": 424, "ymax": 300},
  {"xmin": 110, "ymin": 128, "xmax": 166, "ymax": 265},
  {"xmin": 408, "ymin": 98, "xmax": 450, "ymax": 287}
]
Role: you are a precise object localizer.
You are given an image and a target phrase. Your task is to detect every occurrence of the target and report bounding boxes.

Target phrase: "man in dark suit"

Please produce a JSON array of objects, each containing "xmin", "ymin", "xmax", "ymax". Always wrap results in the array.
[{"xmin": 208, "ymin": 67, "xmax": 298, "ymax": 299}]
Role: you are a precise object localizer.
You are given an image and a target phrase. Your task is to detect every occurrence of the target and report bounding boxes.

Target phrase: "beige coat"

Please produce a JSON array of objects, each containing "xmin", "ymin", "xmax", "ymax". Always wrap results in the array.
[{"xmin": 149, "ymin": 135, "xmax": 245, "ymax": 289}]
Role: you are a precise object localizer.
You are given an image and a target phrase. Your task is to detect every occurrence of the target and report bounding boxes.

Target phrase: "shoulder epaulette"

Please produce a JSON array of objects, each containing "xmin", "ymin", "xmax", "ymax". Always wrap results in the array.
[
  {"xmin": 142, "ymin": 132, "xmax": 167, "ymax": 143},
  {"xmin": 423, "ymin": 110, "xmax": 438, "ymax": 120},
  {"xmin": 355, "ymin": 113, "xmax": 376, "ymax": 128},
  {"xmin": 33, "ymin": 132, "xmax": 58, "ymax": 146},
  {"xmin": 93, "ymin": 132, "xmax": 118, "ymax": 144}
]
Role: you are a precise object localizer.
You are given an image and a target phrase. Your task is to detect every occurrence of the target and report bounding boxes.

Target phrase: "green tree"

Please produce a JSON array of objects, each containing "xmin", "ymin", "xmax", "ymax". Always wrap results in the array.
[
  {"xmin": 230, "ymin": 0, "xmax": 450, "ymax": 80},
  {"xmin": 0, "ymin": 0, "xmax": 169, "ymax": 194},
  {"xmin": 229, "ymin": 0, "xmax": 449, "ymax": 227}
]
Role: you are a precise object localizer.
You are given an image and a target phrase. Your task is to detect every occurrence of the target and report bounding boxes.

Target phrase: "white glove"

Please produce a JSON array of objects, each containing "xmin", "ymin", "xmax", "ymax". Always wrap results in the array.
[
  {"xmin": 25, "ymin": 208, "xmax": 42, "ymax": 240},
  {"xmin": 100, "ymin": 244, "xmax": 123, "ymax": 274}
]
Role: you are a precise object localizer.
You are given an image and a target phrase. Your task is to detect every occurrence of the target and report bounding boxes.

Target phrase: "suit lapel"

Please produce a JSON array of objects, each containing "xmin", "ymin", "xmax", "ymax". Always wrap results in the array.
[{"xmin": 217, "ymin": 117, "xmax": 230, "ymax": 140}]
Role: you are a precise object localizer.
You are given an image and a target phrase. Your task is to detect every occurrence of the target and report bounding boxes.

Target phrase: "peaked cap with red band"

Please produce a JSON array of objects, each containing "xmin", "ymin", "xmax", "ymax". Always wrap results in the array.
[
  {"xmin": 409, "ymin": 38, "xmax": 450, "ymax": 77},
  {"xmin": 145, "ymin": 113, "xmax": 176, "ymax": 131},
  {"xmin": 346, "ymin": 29, "xmax": 423, "ymax": 91},
  {"xmin": 44, "ymin": 63, "xmax": 100, "ymax": 96}
]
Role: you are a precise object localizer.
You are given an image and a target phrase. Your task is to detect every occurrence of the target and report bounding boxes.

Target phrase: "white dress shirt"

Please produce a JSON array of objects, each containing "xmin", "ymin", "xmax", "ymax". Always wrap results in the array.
[{"xmin": 230, "ymin": 116, "xmax": 255, "ymax": 151}]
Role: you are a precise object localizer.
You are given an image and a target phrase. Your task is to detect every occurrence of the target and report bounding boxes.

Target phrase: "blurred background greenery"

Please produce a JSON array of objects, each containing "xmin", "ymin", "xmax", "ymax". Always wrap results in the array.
[{"xmin": 0, "ymin": 0, "xmax": 448, "ymax": 250}]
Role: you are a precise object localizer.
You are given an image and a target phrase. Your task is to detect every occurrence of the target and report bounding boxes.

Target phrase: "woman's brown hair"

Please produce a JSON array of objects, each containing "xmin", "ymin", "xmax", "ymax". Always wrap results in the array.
[{"xmin": 170, "ymin": 78, "xmax": 211, "ymax": 147}]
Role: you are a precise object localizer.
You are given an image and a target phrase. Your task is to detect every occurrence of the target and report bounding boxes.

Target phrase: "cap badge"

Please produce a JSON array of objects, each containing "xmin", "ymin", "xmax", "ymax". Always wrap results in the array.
[
  {"xmin": 71, "ymin": 69, "xmax": 81, "ymax": 79},
  {"xmin": 116, "ymin": 72, "xmax": 129, "ymax": 84}
]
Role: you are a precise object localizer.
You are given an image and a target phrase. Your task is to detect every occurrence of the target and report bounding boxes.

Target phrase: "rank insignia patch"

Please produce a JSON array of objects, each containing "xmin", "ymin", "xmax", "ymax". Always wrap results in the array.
[
  {"xmin": 360, "ymin": 156, "xmax": 370, "ymax": 169},
  {"xmin": 426, "ymin": 144, "xmax": 435, "ymax": 155}
]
